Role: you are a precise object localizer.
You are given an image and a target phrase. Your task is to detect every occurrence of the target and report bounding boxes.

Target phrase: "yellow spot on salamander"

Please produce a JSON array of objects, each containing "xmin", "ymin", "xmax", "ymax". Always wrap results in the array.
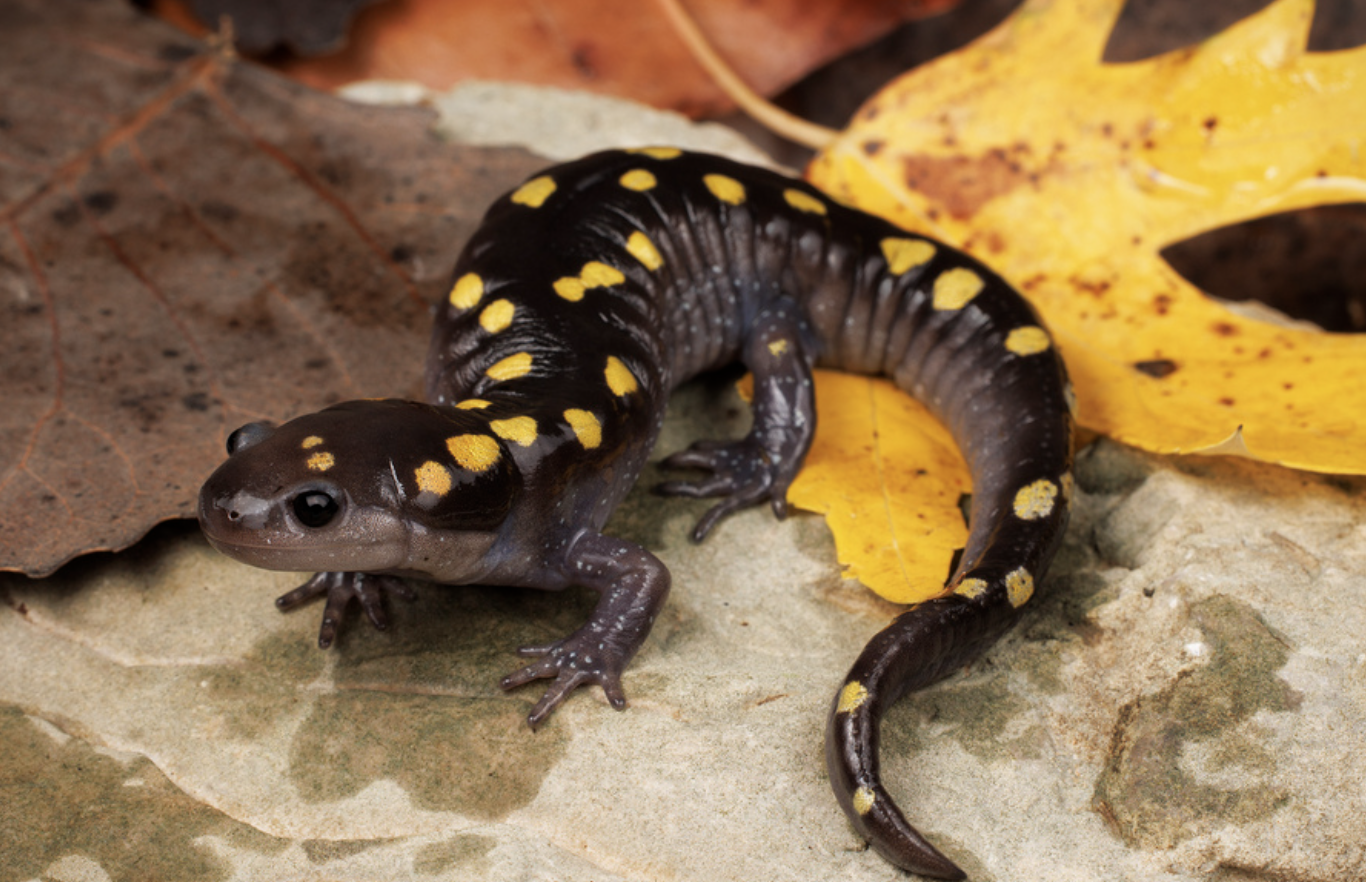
[
  {"xmin": 490, "ymin": 416, "xmax": 538, "ymax": 447},
  {"xmin": 704, "ymin": 173, "xmax": 746, "ymax": 205},
  {"xmin": 604, "ymin": 356, "xmax": 639, "ymax": 396},
  {"xmin": 581, "ymin": 261, "xmax": 624, "ymax": 287},
  {"xmin": 486, "ymin": 351, "xmax": 533, "ymax": 381},
  {"xmin": 449, "ymin": 272, "xmax": 484, "ymax": 309},
  {"xmin": 852, "ymin": 787, "xmax": 877, "ymax": 815},
  {"xmin": 1005, "ymin": 325, "xmax": 1052, "ymax": 356},
  {"xmin": 836, "ymin": 681, "xmax": 869, "ymax": 714},
  {"xmin": 510, "ymin": 175, "xmax": 556, "ymax": 208},
  {"xmin": 456, "ymin": 399, "xmax": 491, "ymax": 410},
  {"xmin": 306, "ymin": 451, "xmax": 335, "ymax": 472},
  {"xmin": 626, "ymin": 231, "xmax": 663, "ymax": 271},
  {"xmin": 1006, "ymin": 567, "xmax": 1035, "ymax": 607},
  {"xmin": 414, "ymin": 460, "xmax": 452, "ymax": 496},
  {"xmin": 619, "ymin": 169, "xmax": 657, "ymax": 191},
  {"xmin": 301, "ymin": 435, "xmax": 324, "ymax": 449},
  {"xmin": 627, "ymin": 146, "xmax": 682, "ymax": 160},
  {"xmin": 563, "ymin": 408, "xmax": 602, "ymax": 449},
  {"xmin": 783, "ymin": 188, "xmax": 827, "ymax": 215},
  {"xmin": 932, "ymin": 267, "xmax": 984, "ymax": 311},
  {"xmin": 447, "ymin": 434, "xmax": 501, "ymax": 472},
  {"xmin": 554, "ymin": 261, "xmax": 626, "ymax": 302},
  {"xmin": 553, "ymin": 277, "xmax": 586, "ymax": 302},
  {"xmin": 479, "ymin": 299, "xmax": 515, "ymax": 334},
  {"xmin": 767, "ymin": 339, "xmax": 789, "ymax": 356},
  {"xmin": 955, "ymin": 577, "xmax": 988, "ymax": 600},
  {"xmin": 880, "ymin": 237, "xmax": 937, "ymax": 275},
  {"xmin": 1013, "ymin": 478, "xmax": 1058, "ymax": 520}
]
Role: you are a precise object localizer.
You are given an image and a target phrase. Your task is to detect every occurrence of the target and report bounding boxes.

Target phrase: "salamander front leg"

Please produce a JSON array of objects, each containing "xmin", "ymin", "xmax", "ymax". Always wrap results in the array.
[
  {"xmin": 500, "ymin": 532, "xmax": 671, "ymax": 727},
  {"xmin": 657, "ymin": 299, "xmax": 817, "ymax": 540},
  {"xmin": 275, "ymin": 571, "xmax": 418, "ymax": 648}
]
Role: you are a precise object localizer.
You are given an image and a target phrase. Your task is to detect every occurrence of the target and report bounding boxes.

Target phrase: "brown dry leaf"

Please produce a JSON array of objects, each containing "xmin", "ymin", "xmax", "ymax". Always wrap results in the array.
[
  {"xmin": 811, "ymin": 0, "xmax": 1366, "ymax": 475},
  {"xmin": 0, "ymin": 0, "xmax": 545, "ymax": 576},
  {"xmin": 156, "ymin": 0, "xmax": 961, "ymax": 117}
]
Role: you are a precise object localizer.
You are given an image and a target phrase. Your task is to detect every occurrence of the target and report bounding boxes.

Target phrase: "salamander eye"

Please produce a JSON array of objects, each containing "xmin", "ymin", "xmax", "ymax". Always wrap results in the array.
[
  {"xmin": 292, "ymin": 491, "xmax": 339, "ymax": 528},
  {"xmin": 227, "ymin": 422, "xmax": 276, "ymax": 454}
]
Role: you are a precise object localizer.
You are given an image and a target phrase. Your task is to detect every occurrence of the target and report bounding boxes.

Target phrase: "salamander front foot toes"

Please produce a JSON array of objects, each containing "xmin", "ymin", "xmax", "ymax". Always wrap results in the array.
[
  {"xmin": 275, "ymin": 571, "xmax": 417, "ymax": 648},
  {"xmin": 656, "ymin": 437, "xmax": 792, "ymax": 540},
  {"xmin": 500, "ymin": 637, "xmax": 629, "ymax": 728}
]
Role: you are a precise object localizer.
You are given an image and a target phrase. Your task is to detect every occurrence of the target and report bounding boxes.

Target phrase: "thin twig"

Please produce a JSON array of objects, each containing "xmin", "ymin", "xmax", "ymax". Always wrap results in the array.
[{"xmin": 655, "ymin": 0, "xmax": 838, "ymax": 150}]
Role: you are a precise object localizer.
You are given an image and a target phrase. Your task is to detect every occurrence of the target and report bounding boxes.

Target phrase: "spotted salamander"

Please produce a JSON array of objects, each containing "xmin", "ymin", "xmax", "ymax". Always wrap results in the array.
[{"xmin": 198, "ymin": 148, "xmax": 1073, "ymax": 879}]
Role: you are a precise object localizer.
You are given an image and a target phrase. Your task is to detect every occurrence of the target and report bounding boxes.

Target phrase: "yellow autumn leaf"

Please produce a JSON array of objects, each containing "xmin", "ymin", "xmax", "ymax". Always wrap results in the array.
[
  {"xmin": 809, "ymin": 0, "xmax": 1366, "ymax": 474},
  {"xmin": 788, "ymin": 371, "xmax": 969, "ymax": 603}
]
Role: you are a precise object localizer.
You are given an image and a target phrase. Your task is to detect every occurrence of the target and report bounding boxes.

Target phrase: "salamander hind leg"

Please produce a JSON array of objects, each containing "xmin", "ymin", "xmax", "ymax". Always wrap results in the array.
[
  {"xmin": 657, "ymin": 299, "xmax": 817, "ymax": 541},
  {"xmin": 500, "ymin": 532, "xmax": 671, "ymax": 728},
  {"xmin": 275, "ymin": 571, "xmax": 419, "ymax": 648}
]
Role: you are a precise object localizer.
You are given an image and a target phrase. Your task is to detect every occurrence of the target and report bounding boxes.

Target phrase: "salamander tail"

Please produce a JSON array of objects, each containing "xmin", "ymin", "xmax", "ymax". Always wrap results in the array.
[{"xmin": 825, "ymin": 594, "xmax": 1020, "ymax": 879}]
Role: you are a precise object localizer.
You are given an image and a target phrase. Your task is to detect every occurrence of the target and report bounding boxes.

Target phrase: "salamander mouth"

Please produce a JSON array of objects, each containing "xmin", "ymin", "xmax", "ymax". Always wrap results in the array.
[{"xmin": 200, "ymin": 530, "xmax": 406, "ymax": 574}]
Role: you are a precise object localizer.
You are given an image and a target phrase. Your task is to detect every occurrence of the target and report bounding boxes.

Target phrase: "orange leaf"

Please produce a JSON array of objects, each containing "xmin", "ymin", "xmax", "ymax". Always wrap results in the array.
[
  {"xmin": 810, "ymin": 0, "xmax": 1366, "ymax": 474},
  {"xmin": 157, "ymin": 0, "xmax": 962, "ymax": 117}
]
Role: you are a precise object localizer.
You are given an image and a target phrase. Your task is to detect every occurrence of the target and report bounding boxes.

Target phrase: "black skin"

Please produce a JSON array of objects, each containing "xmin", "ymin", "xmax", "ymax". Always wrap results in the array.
[{"xmin": 199, "ymin": 150, "xmax": 1073, "ymax": 879}]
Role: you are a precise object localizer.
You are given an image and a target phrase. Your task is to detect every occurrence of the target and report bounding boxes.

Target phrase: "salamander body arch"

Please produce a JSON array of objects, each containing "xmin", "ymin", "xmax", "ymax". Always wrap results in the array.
[{"xmin": 199, "ymin": 150, "xmax": 1074, "ymax": 877}]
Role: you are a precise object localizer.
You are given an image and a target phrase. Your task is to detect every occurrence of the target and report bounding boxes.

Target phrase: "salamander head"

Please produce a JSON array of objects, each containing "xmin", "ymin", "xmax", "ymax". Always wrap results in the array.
[{"xmin": 198, "ymin": 399, "xmax": 517, "ymax": 580}]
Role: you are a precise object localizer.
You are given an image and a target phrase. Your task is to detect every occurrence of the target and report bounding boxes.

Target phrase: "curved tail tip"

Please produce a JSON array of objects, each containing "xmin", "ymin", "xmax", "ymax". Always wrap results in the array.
[
  {"xmin": 827, "ymin": 686, "xmax": 969, "ymax": 878},
  {"xmin": 859, "ymin": 788, "xmax": 966, "ymax": 879}
]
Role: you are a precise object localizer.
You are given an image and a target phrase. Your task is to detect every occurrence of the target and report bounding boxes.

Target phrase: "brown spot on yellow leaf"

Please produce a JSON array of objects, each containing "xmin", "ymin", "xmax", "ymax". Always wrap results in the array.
[
  {"xmin": 1134, "ymin": 359, "xmax": 1179, "ymax": 379},
  {"xmin": 900, "ymin": 147, "xmax": 1056, "ymax": 221},
  {"xmin": 1071, "ymin": 276, "xmax": 1112, "ymax": 298}
]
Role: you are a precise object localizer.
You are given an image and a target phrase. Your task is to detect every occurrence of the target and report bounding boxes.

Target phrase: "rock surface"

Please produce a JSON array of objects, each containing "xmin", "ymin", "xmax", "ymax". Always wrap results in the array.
[{"xmin": 2, "ymin": 85, "xmax": 1364, "ymax": 882}]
